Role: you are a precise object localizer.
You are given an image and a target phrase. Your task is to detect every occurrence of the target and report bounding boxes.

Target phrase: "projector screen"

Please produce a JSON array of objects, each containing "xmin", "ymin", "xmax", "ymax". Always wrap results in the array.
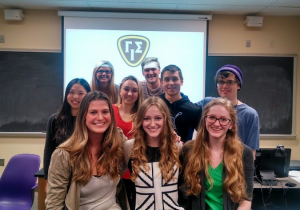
[{"xmin": 63, "ymin": 15, "xmax": 207, "ymax": 102}]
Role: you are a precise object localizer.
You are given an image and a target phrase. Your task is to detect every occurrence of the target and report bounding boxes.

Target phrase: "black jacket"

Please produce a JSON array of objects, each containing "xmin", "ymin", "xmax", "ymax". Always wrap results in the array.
[{"xmin": 160, "ymin": 93, "xmax": 201, "ymax": 142}]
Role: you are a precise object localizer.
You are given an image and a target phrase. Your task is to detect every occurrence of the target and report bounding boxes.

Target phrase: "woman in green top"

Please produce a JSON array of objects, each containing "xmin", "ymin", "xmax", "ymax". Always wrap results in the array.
[{"xmin": 179, "ymin": 98, "xmax": 254, "ymax": 210}]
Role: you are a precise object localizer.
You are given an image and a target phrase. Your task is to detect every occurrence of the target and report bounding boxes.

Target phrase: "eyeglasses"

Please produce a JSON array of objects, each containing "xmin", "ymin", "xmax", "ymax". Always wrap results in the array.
[
  {"xmin": 217, "ymin": 80, "xmax": 237, "ymax": 86},
  {"xmin": 205, "ymin": 115, "xmax": 232, "ymax": 126},
  {"xmin": 97, "ymin": 70, "xmax": 112, "ymax": 74}
]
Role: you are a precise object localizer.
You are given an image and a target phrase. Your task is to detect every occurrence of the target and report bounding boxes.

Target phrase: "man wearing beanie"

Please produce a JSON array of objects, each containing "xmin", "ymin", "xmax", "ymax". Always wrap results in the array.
[{"xmin": 196, "ymin": 64, "xmax": 260, "ymax": 158}]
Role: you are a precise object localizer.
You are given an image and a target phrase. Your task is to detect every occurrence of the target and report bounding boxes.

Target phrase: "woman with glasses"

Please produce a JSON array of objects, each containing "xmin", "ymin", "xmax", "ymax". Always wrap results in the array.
[
  {"xmin": 179, "ymin": 98, "xmax": 254, "ymax": 210},
  {"xmin": 43, "ymin": 78, "xmax": 91, "ymax": 189},
  {"xmin": 91, "ymin": 60, "xmax": 119, "ymax": 103}
]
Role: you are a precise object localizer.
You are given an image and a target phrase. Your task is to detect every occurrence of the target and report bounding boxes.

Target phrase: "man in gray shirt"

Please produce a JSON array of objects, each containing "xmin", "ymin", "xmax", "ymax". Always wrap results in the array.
[{"xmin": 140, "ymin": 57, "xmax": 164, "ymax": 99}]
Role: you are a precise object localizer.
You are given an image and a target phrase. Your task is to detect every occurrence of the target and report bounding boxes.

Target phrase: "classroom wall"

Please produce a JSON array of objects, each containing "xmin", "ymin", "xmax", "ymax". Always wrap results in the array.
[
  {"xmin": 0, "ymin": 9, "xmax": 61, "ymax": 51},
  {"xmin": 209, "ymin": 15, "xmax": 300, "ymax": 160},
  {"xmin": 0, "ymin": 9, "xmax": 61, "ymax": 175},
  {"xmin": 0, "ymin": 10, "xmax": 299, "ymax": 176}
]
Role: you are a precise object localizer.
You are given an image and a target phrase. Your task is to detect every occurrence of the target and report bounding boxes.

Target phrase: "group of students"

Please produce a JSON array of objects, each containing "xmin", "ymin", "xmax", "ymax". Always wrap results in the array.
[{"xmin": 43, "ymin": 57, "xmax": 259, "ymax": 210}]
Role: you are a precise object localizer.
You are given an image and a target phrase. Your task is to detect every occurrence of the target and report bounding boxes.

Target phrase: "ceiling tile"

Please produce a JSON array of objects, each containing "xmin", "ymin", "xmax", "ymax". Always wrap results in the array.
[
  {"xmin": 0, "ymin": 0, "xmax": 299, "ymax": 16},
  {"xmin": 259, "ymin": 7, "xmax": 300, "ymax": 16},
  {"xmin": 0, "ymin": 0, "xmax": 89, "ymax": 9},
  {"xmin": 272, "ymin": 0, "xmax": 300, "ymax": 7},
  {"xmin": 88, "ymin": 1, "xmax": 177, "ymax": 9},
  {"xmin": 179, "ymin": 0, "xmax": 277, "ymax": 6},
  {"xmin": 119, "ymin": 0, "xmax": 178, "ymax": 3},
  {"xmin": 176, "ymin": 4, "xmax": 265, "ymax": 15}
]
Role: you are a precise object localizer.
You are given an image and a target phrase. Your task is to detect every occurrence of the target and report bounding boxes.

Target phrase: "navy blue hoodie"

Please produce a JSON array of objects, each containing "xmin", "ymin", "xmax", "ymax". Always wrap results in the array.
[{"xmin": 160, "ymin": 93, "xmax": 202, "ymax": 142}]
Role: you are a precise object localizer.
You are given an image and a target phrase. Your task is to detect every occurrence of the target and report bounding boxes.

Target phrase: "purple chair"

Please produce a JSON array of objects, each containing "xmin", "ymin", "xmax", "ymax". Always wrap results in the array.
[{"xmin": 0, "ymin": 154, "xmax": 40, "ymax": 210}]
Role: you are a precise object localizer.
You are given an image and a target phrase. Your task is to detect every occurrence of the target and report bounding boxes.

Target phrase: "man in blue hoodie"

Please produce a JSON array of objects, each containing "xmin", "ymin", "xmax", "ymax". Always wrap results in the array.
[
  {"xmin": 196, "ymin": 64, "xmax": 259, "ymax": 158},
  {"xmin": 160, "ymin": 65, "xmax": 201, "ymax": 142}
]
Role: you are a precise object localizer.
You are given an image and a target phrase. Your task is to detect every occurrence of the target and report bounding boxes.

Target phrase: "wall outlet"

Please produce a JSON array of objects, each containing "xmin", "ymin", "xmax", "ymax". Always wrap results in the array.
[
  {"xmin": 270, "ymin": 40, "xmax": 275, "ymax": 48},
  {"xmin": 0, "ymin": 35, "xmax": 5, "ymax": 43},
  {"xmin": 0, "ymin": 159, "xmax": 4, "ymax": 166},
  {"xmin": 246, "ymin": 40, "xmax": 251, "ymax": 47}
]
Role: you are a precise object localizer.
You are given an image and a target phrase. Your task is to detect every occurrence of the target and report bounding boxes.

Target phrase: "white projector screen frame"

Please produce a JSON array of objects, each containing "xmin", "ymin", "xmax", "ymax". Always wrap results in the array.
[{"xmin": 63, "ymin": 14, "xmax": 208, "ymax": 103}]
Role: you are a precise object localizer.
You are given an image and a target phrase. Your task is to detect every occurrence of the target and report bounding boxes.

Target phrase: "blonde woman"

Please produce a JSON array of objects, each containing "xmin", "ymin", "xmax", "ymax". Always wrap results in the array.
[
  {"xmin": 46, "ymin": 91, "xmax": 124, "ymax": 210},
  {"xmin": 180, "ymin": 98, "xmax": 254, "ymax": 210},
  {"xmin": 123, "ymin": 97, "xmax": 183, "ymax": 210},
  {"xmin": 91, "ymin": 61, "xmax": 119, "ymax": 103}
]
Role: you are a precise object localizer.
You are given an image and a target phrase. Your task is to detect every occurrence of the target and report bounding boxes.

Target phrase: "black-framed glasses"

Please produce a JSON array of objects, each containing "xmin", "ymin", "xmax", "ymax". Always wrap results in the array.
[
  {"xmin": 205, "ymin": 115, "xmax": 232, "ymax": 126},
  {"xmin": 217, "ymin": 80, "xmax": 237, "ymax": 86},
  {"xmin": 97, "ymin": 70, "xmax": 112, "ymax": 74}
]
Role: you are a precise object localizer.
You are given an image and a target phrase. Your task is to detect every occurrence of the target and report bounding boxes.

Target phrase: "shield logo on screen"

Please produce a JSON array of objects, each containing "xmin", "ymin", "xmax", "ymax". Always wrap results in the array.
[{"xmin": 117, "ymin": 35, "xmax": 150, "ymax": 67}]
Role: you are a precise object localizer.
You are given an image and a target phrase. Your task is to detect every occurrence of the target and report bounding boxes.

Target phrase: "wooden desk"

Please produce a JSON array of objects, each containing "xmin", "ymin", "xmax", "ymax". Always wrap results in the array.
[
  {"xmin": 34, "ymin": 168, "xmax": 46, "ymax": 210},
  {"xmin": 252, "ymin": 176, "xmax": 300, "ymax": 210},
  {"xmin": 254, "ymin": 176, "xmax": 300, "ymax": 189}
]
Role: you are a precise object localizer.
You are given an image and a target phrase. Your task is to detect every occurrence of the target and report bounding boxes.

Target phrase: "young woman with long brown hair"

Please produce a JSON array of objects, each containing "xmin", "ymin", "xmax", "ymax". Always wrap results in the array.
[
  {"xmin": 123, "ymin": 97, "xmax": 183, "ymax": 210},
  {"xmin": 46, "ymin": 91, "xmax": 124, "ymax": 209},
  {"xmin": 180, "ymin": 98, "xmax": 254, "ymax": 210},
  {"xmin": 113, "ymin": 75, "xmax": 143, "ymax": 206}
]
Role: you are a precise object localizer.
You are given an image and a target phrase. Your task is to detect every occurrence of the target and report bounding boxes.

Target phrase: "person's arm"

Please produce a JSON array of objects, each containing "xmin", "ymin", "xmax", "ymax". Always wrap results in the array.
[
  {"xmin": 237, "ymin": 200, "xmax": 251, "ymax": 210},
  {"xmin": 118, "ymin": 127, "xmax": 128, "ymax": 143},
  {"xmin": 252, "ymin": 150, "xmax": 256, "ymax": 160},
  {"xmin": 45, "ymin": 148, "xmax": 71, "ymax": 209},
  {"xmin": 241, "ymin": 145, "xmax": 254, "ymax": 210},
  {"xmin": 122, "ymin": 139, "xmax": 134, "ymax": 173},
  {"xmin": 242, "ymin": 110, "xmax": 260, "ymax": 160},
  {"xmin": 178, "ymin": 141, "xmax": 194, "ymax": 209},
  {"xmin": 43, "ymin": 114, "xmax": 57, "ymax": 181},
  {"xmin": 193, "ymin": 106, "xmax": 202, "ymax": 131}
]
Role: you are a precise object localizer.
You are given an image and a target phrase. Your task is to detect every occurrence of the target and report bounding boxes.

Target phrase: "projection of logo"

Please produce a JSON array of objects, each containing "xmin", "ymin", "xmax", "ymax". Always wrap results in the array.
[{"xmin": 117, "ymin": 35, "xmax": 150, "ymax": 67}]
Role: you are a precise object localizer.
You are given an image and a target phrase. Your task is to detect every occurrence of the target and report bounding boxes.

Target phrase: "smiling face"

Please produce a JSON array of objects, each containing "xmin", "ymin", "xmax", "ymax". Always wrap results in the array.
[
  {"xmin": 67, "ymin": 83, "xmax": 88, "ymax": 115},
  {"xmin": 96, "ymin": 66, "xmax": 112, "ymax": 84},
  {"xmin": 205, "ymin": 105, "xmax": 232, "ymax": 142},
  {"xmin": 119, "ymin": 79, "xmax": 139, "ymax": 106},
  {"xmin": 142, "ymin": 62, "xmax": 160, "ymax": 85},
  {"xmin": 86, "ymin": 100, "xmax": 111, "ymax": 138},
  {"xmin": 142, "ymin": 105, "xmax": 164, "ymax": 143},
  {"xmin": 217, "ymin": 73, "xmax": 240, "ymax": 101},
  {"xmin": 161, "ymin": 70, "xmax": 183, "ymax": 99}
]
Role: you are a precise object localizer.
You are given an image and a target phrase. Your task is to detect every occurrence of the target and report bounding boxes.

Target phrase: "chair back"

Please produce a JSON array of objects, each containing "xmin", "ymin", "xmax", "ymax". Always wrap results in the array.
[{"xmin": 0, "ymin": 154, "xmax": 40, "ymax": 210}]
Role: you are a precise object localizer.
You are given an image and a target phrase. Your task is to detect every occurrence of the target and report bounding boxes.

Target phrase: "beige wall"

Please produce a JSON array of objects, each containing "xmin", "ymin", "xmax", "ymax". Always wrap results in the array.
[
  {"xmin": 0, "ymin": 9, "xmax": 61, "ymax": 51},
  {"xmin": 0, "ymin": 11, "xmax": 299, "ymax": 176},
  {"xmin": 0, "ymin": 9, "xmax": 61, "ymax": 175},
  {"xmin": 209, "ymin": 15, "xmax": 300, "ymax": 161}
]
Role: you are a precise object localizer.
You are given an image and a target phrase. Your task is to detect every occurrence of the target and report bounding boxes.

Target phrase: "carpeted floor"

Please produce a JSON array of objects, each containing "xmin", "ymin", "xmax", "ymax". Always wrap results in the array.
[{"xmin": 30, "ymin": 191, "xmax": 38, "ymax": 210}]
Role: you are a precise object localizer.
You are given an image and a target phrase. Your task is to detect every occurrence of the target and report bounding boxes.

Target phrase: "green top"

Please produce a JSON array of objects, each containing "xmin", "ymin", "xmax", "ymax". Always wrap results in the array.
[{"xmin": 205, "ymin": 163, "xmax": 223, "ymax": 210}]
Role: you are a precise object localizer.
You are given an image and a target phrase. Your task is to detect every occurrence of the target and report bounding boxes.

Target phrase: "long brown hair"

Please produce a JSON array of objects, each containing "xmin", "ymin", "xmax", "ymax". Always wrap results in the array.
[
  {"xmin": 182, "ymin": 98, "xmax": 248, "ymax": 203},
  {"xmin": 59, "ymin": 91, "xmax": 123, "ymax": 185},
  {"xmin": 130, "ymin": 97, "xmax": 181, "ymax": 183},
  {"xmin": 90, "ymin": 61, "xmax": 118, "ymax": 103},
  {"xmin": 116, "ymin": 75, "xmax": 143, "ymax": 115}
]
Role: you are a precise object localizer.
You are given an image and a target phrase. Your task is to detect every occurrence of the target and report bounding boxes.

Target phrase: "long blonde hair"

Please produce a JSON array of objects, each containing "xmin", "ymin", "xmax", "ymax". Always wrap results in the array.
[
  {"xmin": 182, "ymin": 98, "xmax": 247, "ymax": 203},
  {"xmin": 91, "ymin": 61, "xmax": 118, "ymax": 103},
  {"xmin": 130, "ymin": 97, "xmax": 181, "ymax": 183},
  {"xmin": 59, "ymin": 91, "xmax": 123, "ymax": 185}
]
